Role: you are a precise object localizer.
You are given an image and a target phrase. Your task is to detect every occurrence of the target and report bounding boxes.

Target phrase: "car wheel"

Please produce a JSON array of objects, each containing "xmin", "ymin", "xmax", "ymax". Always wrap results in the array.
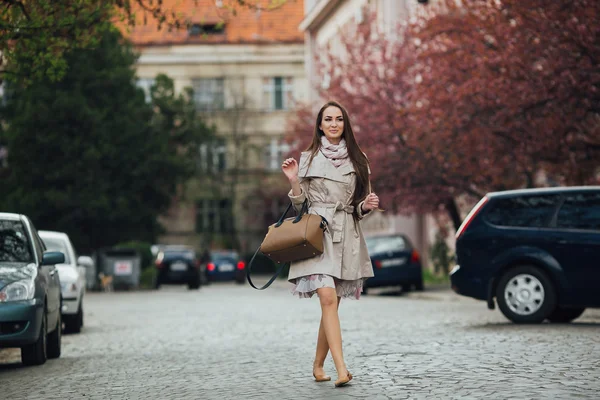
[
  {"xmin": 401, "ymin": 284, "xmax": 412, "ymax": 293},
  {"xmin": 188, "ymin": 278, "xmax": 201, "ymax": 290},
  {"xmin": 362, "ymin": 284, "xmax": 368, "ymax": 295},
  {"xmin": 47, "ymin": 312, "xmax": 62, "ymax": 359},
  {"xmin": 414, "ymin": 279, "xmax": 424, "ymax": 291},
  {"xmin": 496, "ymin": 265, "xmax": 557, "ymax": 324},
  {"xmin": 547, "ymin": 307, "xmax": 585, "ymax": 323},
  {"xmin": 65, "ymin": 306, "xmax": 83, "ymax": 334},
  {"xmin": 21, "ymin": 311, "xmax": 47, "ymax": 366}
]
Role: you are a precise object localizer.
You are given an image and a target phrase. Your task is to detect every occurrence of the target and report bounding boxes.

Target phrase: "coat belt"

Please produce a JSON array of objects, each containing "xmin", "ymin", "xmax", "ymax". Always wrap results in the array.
[
  {"xmin": 310, "ymin": 202, "xmax": 355, "ymax": 243},
  {"xmin": 310, "ymin": 201, "xmax": 354, "ymax": 214}
]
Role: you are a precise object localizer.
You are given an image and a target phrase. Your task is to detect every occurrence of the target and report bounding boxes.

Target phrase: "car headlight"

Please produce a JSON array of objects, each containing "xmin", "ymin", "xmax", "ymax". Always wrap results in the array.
[{"xmin": 0, "ymin": 280, "xmax": 35, "ymax": 302}]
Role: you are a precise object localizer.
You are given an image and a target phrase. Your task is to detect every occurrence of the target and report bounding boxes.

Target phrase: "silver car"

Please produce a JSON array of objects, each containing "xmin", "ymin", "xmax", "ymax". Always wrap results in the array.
[{"xmin": 39, "ymin": 231, "xmax": 88, "ymax": 333}]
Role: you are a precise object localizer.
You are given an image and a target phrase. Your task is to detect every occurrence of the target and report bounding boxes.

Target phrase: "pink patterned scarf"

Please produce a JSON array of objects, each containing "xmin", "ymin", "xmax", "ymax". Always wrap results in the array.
[{"xmin": 320, "ymin": 136, "xmax": 350, "ymax": 168}]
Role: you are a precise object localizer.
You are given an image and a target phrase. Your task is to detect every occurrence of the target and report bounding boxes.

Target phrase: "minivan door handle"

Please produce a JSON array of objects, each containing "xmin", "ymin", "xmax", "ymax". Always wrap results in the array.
[{"xmin": 557, "ymin": 239, "xmax": 568, "ymax": 244}]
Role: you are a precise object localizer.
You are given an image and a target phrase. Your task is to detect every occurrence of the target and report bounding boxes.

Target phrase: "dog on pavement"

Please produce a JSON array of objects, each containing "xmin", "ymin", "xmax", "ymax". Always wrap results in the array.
[{"xmin": 98, "ymin": 273, "xmax": 114, "ymax": 292}]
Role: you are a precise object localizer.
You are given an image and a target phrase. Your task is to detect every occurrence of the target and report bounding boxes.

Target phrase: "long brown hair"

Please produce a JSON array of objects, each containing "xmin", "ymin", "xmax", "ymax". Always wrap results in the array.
[{"xmin": 305, "ymin": 101, "xmax": 370, "ymax": 219}]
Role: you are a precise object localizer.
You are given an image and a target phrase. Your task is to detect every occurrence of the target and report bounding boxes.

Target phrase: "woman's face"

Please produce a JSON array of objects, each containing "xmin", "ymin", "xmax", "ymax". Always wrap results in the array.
[{"xmin": 319, "ymin": 106, "xmax": 344, "ymax": 144}]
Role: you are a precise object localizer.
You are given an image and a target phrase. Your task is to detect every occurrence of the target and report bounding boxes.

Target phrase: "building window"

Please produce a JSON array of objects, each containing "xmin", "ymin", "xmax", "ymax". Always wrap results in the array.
[
  {"xmin": 262, "ymin": 77, "xmax": 293, "ymax": 111},
  {"xmin": 196, "ymin": 198, "xmax": 233, "ymax": 234},
  {"xmin": 192, "ymin": 78, "xmax": 225, "ymax": 111},
  {"xmin": 188, "ymin": 23, "xmax": 225, "ymax": 37},
  {"xmin": 198, "ymin": 140, "xmax": 227, "ymax": 173},
  {"xmin": 136, "ymin": 78, "xmax": 155, "ymax": 103},
  {"xmin": 265, "ymin": 138, "xmax": 291, "ymax": 171}
]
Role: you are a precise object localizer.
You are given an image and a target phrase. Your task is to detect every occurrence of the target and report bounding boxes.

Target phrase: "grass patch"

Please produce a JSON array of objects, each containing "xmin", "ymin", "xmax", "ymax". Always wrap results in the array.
[
  {"xmin": 422, "ymin": 269, "xmax": 450, "ymax": 285},
  {"xmin": 139, "ymin": 267, "xmax": 156, "ymax": 290}
]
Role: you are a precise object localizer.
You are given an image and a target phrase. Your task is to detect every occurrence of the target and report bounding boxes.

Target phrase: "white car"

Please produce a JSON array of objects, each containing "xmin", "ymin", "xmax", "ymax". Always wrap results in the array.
[{"xmin": 39, "ymin": 231, "xmax": 88, "ymax": 333}]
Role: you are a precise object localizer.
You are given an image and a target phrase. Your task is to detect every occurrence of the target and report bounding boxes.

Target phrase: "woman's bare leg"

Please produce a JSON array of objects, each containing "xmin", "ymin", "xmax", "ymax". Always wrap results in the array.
[
  {"xmin": 313, "ymin": 297, "xmax": 341, "ymax": 377},
  {"xmin": 316, "ymin": 287, "xmax": 347, "ymax": 380}
]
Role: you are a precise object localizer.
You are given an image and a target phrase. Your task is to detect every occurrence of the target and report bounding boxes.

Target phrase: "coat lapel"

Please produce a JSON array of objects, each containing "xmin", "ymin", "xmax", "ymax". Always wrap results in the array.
[{"xmin": 299, "ymin": 151, "xmax": 351, "ymax": 183}]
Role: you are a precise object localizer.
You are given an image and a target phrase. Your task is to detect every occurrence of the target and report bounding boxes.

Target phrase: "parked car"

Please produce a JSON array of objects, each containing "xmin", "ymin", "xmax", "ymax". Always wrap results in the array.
[
  {"xmin": 363, "ymin": 234, "xmax": 424, "ymax": 294},
  {"xmin": 0, "ymin": 213, "xmax": 64, "ymax": 365},
  {"xmin": 206, "ymin": 250, "xmax": 246, "ymax": 284},
  {"xmin": 39, "ymin": 230, "xmax": 87, "ymax": 333},
  {"xmin": 154, "ymin": 245, "xmax": 202, "ymax": 290},
  {"xmin": 451, "ymin": 186, "xmax": 600, "ymax": 324}
]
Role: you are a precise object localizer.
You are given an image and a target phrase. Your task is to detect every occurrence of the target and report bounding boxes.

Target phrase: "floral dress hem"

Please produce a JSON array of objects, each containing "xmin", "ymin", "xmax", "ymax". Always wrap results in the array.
[{"xmin": 290, "ymin": 274, "xmax": 365, "ymax": 300}]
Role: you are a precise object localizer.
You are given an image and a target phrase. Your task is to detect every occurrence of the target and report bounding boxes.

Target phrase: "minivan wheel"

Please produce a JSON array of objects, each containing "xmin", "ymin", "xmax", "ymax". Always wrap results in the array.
[
  {"xmin": 547, "ymin": 307, "xmax": 585, "ymax": 323},
  {"xmin": 496, "ymin": 266, "xmax": 556, "ymax": 324}
]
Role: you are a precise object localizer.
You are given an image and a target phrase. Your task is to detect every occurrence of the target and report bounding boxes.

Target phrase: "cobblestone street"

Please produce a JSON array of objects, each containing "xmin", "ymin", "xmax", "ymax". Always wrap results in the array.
[{"xmin": 1, "ymin": 280, "xmax": 599, "ymax": 399}]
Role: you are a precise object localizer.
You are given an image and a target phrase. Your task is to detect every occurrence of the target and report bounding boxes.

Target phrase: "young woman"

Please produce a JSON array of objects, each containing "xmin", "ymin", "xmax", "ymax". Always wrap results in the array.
[{"xmin": 281, "ymin": 101, "xmax": 379, "ymax": 387}]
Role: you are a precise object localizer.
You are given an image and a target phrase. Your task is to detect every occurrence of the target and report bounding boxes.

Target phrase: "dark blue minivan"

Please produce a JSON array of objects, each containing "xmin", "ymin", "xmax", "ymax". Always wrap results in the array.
[{"xmin": 451, "ymin": 186, "xmax": 600, "ymax": 323}]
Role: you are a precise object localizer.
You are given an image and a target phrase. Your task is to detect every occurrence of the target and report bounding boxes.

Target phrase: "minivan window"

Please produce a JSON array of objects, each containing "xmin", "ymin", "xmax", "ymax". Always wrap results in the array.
[
  {"xmin": 556, "ymin": 192, "xmax": 600, "ymax": 231},
  {"xmin": 484, "ymin": 195, "xmax": 560, "ymax": 228}
]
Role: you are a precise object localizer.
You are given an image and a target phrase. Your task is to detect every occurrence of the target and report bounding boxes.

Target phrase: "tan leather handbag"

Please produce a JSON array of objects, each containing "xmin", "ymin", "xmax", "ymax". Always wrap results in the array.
[{"xmin": 247, "ymin": 200, "xmax": 327, "ymax": 290}]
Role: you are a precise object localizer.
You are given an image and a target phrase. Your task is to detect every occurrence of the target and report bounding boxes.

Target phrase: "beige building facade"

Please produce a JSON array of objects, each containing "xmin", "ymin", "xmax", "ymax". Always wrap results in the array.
[{"xmin": 128, "ymin": 1, "xmax": 308, "ymax": 255}]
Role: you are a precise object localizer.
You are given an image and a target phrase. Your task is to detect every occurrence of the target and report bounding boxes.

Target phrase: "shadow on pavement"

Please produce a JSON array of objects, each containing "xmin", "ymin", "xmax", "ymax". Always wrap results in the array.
[
  {"xmin": 0, "ymin": 361, "xmax": 23, "ymax": 371},
  {"xmin": 469, "ymin": 321, "xmax": 600, "ymax": 329}
]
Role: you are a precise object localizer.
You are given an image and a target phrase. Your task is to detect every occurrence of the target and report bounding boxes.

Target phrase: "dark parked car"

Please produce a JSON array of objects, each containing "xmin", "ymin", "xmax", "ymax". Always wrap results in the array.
[
  {"xmin": 206, "ymin": 250, "xmax": 246, "ymax": 284},
  {"xmin": 363, "ymin": 234, "xmax": 424, "ymax": 294},
  {"xmin": 451, "ymin": 186, "xmax": 600, "ymax": 323},
  {"xmin": 154, "ymin": 246, "xmax": 202, "ymax": 290},
  {"xmin": 0, "ymin": 213, "xmax": 64, "ymax": 366}
]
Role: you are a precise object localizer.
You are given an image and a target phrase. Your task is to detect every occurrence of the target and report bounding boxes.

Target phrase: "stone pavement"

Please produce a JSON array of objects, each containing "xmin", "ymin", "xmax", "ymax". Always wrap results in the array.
[{"xmin": 1, "ymin": 278, "xmax": 599, "ymax": 400}]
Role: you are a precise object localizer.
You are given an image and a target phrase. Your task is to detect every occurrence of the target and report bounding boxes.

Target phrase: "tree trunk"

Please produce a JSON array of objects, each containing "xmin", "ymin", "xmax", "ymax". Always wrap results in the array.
[{"xmin": 445, "ymin": 197, "xmax": 462, "ymax": 232}]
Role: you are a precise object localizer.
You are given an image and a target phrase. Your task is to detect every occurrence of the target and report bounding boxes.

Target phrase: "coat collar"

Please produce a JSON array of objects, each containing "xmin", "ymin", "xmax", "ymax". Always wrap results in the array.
[{"xmin": 299, "ymin": 150, "xmax": 355, "ymax": 183}]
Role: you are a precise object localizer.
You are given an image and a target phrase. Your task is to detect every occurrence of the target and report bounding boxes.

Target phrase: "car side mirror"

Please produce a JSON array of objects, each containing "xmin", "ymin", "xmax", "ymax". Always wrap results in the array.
[
  {"xmin": 77, "ymin": 255, "xmax": 94, "ymax": 269},
  {"xmin": 42, "ymin": 251, "xmax": 65, "ymax": 265}
]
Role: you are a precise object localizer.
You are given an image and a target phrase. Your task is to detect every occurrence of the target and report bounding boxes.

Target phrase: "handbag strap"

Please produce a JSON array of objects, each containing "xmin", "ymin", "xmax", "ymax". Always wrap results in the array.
[
  {"xmin": 247, "ymin": 198, "xmax": 306, "ymax": 290},
  {"xmin": 246, "ymin": 246, "xmax": 289, "ymax": 290}
]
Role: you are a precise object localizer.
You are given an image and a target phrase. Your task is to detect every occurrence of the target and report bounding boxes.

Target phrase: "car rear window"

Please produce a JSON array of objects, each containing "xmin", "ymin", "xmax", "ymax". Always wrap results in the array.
[
  {"xmin": 484, "ymin": 194, "xmax": 560, "ymax": 228},
  {"xmin": 366, "ymin": 236, "xmax": 407, "ymax": 253},
  {"xmin": 164, "ymin": 250, "xmax": 195, "ymax": 260},
  {"xmin": 212, "ymin": 251, "xmax": 239, "ymax": 261},
  {"xmin": 0, "ymin": 220, "xmax": 33, "ymax": 263},
  {"xmin": 556, "ymin": 192, "xmax": 600, "ymax": 231}
]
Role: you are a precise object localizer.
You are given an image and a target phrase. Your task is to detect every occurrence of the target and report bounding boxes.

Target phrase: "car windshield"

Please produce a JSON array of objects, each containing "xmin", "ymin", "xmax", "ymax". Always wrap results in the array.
[
  {"xmin": 0, "ymin": 220, "xmax": 34, "ymax": 263},
  {"xmin": 366, "ymin": 236, "xmax": 407, "ymax": 253},
  {"xmin": 41, "ymin": 237, "xmax": 70, "ymax": 263}
]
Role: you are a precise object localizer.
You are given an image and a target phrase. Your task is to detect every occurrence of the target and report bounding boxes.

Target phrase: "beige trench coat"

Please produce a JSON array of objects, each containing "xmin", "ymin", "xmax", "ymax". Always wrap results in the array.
[{"xmin": 287, "ymin": 151, "xmax": 374, "ymax": 283}]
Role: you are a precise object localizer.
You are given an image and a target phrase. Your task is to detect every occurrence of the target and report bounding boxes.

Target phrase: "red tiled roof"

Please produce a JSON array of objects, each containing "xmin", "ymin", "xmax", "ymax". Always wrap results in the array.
[{"xmin": 122, "ymin": 0, "xmax": 305, "ymax": 46}]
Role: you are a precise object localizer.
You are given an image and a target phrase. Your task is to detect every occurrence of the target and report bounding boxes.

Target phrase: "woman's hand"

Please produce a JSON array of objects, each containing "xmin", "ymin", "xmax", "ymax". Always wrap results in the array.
[
  {"xmin": 361, "ymin": 193, "xmax": 379, "ymax": 212},
  {"xmin": 282, "ymin": 158, "xmax": 299, "ymax": 183}
]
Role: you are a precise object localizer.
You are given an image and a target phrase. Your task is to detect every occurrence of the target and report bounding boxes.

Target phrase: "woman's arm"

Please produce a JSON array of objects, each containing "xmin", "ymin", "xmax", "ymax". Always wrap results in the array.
[
  {"xmin": 283, "ymin": 157, "xmax": 307, "ymax": 211},
  {"xmin": 289, "ymin": 175, "xmax": 302, "ymax": 197}
]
